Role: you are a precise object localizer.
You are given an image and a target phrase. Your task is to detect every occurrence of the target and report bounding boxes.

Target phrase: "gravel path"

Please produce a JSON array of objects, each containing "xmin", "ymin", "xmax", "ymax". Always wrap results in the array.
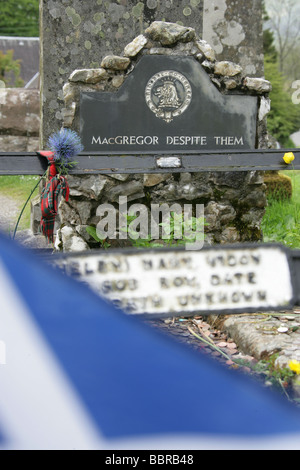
[
  {"xmin": 0, "ymin": 194, "xmax": 20, "ymax": 235},
  {"xmin": 0, "ymin": 193, "xmax": 49, "ymax": 248},
  {"xmin": 146, "ymin": 311, "xmax": 300, "ymax": 405}
]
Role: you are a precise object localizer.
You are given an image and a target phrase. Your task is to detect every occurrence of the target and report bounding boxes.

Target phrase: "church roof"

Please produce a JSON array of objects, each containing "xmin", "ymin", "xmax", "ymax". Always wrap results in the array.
[{"xmin": 0, "ymin": 36, "xmax": 39, "ymax": 88}]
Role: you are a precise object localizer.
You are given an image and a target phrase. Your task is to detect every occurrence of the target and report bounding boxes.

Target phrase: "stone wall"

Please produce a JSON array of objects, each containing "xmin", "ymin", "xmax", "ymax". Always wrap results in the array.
[
  {"xmin": 55, "ymin": 21, "xmax": 271, "ymax": 252},
  {"xmin": 0, "ymin": 88, "xmax": 40, "ymax": 152}
]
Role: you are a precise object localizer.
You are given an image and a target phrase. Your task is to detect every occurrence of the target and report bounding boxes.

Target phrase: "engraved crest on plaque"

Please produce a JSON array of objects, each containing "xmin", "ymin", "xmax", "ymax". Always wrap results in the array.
[{"xmin": 145, "ymin": 70, "xmax": 192, "ymax": 123}]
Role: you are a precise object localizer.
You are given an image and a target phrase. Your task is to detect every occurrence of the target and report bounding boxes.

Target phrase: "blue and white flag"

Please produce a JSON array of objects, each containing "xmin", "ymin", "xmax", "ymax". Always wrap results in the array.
[{"xmin": 1, "ymin": 232, "xmax": 300, "ymax": 450}]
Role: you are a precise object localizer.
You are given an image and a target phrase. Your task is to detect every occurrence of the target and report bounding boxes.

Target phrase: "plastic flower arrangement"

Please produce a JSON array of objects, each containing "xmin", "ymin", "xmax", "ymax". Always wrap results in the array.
[
  {"xmin": 38, "ymin": 129, "xmax": 84, "ymax": 242},
  {"xmin": 47, "ymin": 128, "xmax": 83, "ymax": 175},
  {"xmin": 289, "ymin": 359, "xmax": 300, "ymax": 375},
  {"xmin": 283, "ymin": 152, "xmax": 295, "ymax": 165},
  {"xmin": 13, "ymin": 128, "xmax": 83, "ymax": 243}
]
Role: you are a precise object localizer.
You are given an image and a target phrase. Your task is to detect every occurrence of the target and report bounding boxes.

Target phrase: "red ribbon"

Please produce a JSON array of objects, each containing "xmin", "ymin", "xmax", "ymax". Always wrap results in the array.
[
  {"xmin": 36, "ymin": 151, "xmax": 57, "ymax": 180},
  {"xmin": 36, "ymin": 151, "xmax": 70, "ymax": 243}
]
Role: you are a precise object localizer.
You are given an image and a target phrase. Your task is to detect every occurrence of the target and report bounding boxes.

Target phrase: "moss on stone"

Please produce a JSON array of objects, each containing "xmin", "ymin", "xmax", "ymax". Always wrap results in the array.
[{"xmin": 264, "ymin": 172, "xmax": 292, "ymax": 200}]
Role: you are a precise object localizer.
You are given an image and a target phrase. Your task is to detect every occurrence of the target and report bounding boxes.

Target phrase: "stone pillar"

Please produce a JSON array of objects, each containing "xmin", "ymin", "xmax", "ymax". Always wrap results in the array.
[
  {"xmin": 40, "ymin": 0, "xmax": 204, "ymax": 145},
  {"xmin": 203, "ymin": 0, "xmax": 264, "ymax": 77},
  {"xmin": 40, "ymin": 0, "xmax": 264, "ymax": 145}
]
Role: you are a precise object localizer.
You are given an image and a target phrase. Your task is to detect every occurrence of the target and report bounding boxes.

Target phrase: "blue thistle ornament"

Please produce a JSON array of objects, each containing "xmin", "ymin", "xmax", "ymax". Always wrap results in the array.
[{"xmin": 47, "ymin": 128, "xmax": 84, "ymax": 175}]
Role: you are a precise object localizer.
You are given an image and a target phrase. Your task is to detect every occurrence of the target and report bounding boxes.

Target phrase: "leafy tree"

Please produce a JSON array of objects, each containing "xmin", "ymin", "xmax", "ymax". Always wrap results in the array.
[
  {"xmin": 265, "ymin": 0, "xmax": 300, "ymax": 74},
  {"xmin": 0, "ymin": 0, "xmax": 39, "ymax": 37},
  {"xmin": 281, "ymin": 44, "xmax": 300, "ymax": 88},
  {"xmin": 263, "ymin": 5, "xmax": 278, "ymax": 61},
  {"xmin": 0, "ymin": 50, "xmax": 23, "ymax": 87},
  {"xmin": 264, "ymin": 58, "xmax": 300, "ymax": 147},
  {"xmin": 263, "ymin": 1, "xmax": 300, "ymax": 147}
]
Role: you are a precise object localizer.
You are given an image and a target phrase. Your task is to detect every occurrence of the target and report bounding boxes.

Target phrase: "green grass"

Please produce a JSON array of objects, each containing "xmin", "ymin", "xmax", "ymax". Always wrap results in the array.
[
  {"xmin": 0, "ymin": 175, "xmax": 40, "ymax": 232},
  {"xmin": 262, "ymin": 170, "xmax": 300, "ymax": 249}
]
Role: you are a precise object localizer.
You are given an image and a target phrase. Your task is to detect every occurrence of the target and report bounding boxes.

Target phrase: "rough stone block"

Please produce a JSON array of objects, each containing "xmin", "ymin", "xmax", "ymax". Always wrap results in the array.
[
  {"xmin": 145, "ymin": 21, "xmax": 196, "ymax": 46},
  {"xmin": 195, "ymin": 39, "xmax": 216, "ymax": 62},
  {"xmin": 101, "ymin": 56, "xmax": 131, "ymax": 71},
  {"xmin": 143, "ymin": 173, "xmax": 171, "ymax": 187},
  {"xmin": 214, "ymin": 60, "xmax": 242, "ymax": 77},
  {"xmin": 124, "ymin": 34, "xmax": 148, "ymax": 57},
  {"xmin": 69, "ymin": 68, "xmax": 108, "ymax": 84}
]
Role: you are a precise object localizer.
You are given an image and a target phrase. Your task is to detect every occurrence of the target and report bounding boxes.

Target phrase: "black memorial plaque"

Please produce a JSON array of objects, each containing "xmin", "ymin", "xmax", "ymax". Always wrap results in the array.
[{"xmin": 80, "ymin": 56, "xmax": 258, "ymax": 154}]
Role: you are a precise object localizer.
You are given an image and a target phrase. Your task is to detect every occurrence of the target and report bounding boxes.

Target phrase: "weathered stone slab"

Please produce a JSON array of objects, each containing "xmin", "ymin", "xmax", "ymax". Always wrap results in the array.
[
  {"xmin": 49, "ymin": 245, "xmax": 294, "ymax": 317},
  {"xmin": 203, "ymin": 0, "xmax": 264, "ymax": 77},
  {"xmin": 0, "ymin": 136, "xmax": 39, "ymax": 152},
  {"xmin": 0, "ymin": 88, "xmax": 39, "ymax": 136}
]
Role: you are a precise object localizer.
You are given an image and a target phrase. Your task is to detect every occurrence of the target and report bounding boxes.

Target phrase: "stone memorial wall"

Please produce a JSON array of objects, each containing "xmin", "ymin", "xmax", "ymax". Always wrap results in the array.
[
  {"xmin": 54, "ymin": 21, "xmax": 271, "ymax": 252},
  {"xmin": 40, "ymin": 0, "xmax": 264, "ymax": 145}
]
